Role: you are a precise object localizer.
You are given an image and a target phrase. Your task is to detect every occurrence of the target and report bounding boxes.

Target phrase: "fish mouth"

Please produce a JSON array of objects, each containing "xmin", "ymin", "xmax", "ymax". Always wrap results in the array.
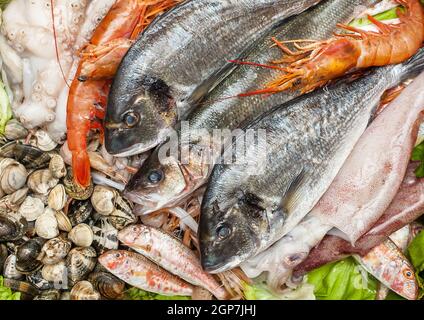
[
  {"xmin": 123, "ymin": 191, "xmax": 158, "ymax": 215},
  {"xmin": 201, "ymin": 256, "xmax": 241, "ymax": 274},
  {"xmin": 111, "ymin": 142, "xmax": 158, "ymax": 158}
]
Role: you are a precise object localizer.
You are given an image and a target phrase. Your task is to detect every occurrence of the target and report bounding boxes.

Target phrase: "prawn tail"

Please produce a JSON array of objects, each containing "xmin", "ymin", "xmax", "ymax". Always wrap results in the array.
[{"xmin": 72, "ymin": 150, "xmax": 91, "ymax": 188}]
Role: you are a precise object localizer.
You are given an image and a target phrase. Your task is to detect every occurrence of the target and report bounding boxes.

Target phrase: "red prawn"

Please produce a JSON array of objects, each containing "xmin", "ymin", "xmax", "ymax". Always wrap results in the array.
[
  {"xmin": 235, "ymin": 0, "xmax": 424, "ymax": 96},
  {"xmin": 65, "ymin": 0, "xmax": 182, "ymax": 188}
]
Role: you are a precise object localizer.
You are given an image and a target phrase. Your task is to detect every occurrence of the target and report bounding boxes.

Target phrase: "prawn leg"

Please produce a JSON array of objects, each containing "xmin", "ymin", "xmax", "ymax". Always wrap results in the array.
[
  {"xmin": 79, "ymin": 38, "xmax": 135, "ymax": 80},
  {"xmin": 237, "ymin": 0, "xmax": 424, "ymax": 97}
]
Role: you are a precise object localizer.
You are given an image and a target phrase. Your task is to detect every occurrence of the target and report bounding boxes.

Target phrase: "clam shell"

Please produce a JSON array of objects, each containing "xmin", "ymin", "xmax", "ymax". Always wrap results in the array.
[
  {"xmin": 0, "ymin": 244, "xmax": 7, "ymax": 274},
  {"xmin": 0, "ymin": 142, "xmax": 16, "ymax": 158},
  {"xmin": 63, "ymin": 168, "xmax": 94, "ymax": 200},
  {"xmin": 70, "ymin": 280, "xmax": 101, "ymax": 300},
  {"xmin": 68, "ymin": 223, "xmax": 94, "ymax": 247},
  {"xmin": 35, "ymin": 209, "xmax": 59, "ymax": 239},
  {"xmin": 33, "ymin": 289, "xmax": 61, "ymax": 300},
  {"xmin": 3, "ymin": 254, "xmax": 24, "ymax": 280},
  {"xmin": 0, "ymin": 213, "xmax": 28, "ymax": 241},
  {"xmin": 88, "ymin": 271, "xmax": 125, "ymax": 300},
  {"xmin": 68, "ymin": 200, "xmax": 93, "ymax": 226},
  {"xmin": 32, "ymin": 193, "xmax": 49, "ymax": 205},
  {"xmin": 0, "ymin": 187, "xmax": 29, "ymax": 212},
  {"xmin": 108, "ymin": 195, "xmax": 136, "ymax": 230},
  {"xmin": 41, "ymin": 260, "xmax": 68, "ymax": 288},
  {"xmin": 18, "ymin": 196, "xmax": 44, "ymax": 221},
  {"xmin": 54, "ymin": 210, "xmax": 72, "ymax": 232},
  {"xmin": 2, "ymin": 278, "xmax": 40, "ymax": 297},
  {"xmin": 66, "ymin": 247, "xmax": 97, "ymax": 284},
  {"xmin": 16, "ymin": 237, "xmax": 45, "ymax": 274},
  {"xmin": 0, "ymin": 162, "xmax": 28, "ymax": 194},
  {"xmin": 4, "ymin": 119, "xmax": 28, "ymax": 140},
  {"xmin": 91, "ymin": 217, "xmax": 118, "ymax": 255},
  {"xmin": 0, "ymin": 157, "xmax": 17, "ymax": 172},
  {"xmin": 39, "ymin": 237, "xmax": 72, "ymax": 265},
  {"xmin": 13, "ymin": 143, "xmax": 51, "ymax": 169},
  {"xmin": 0, "ymin": 135, "xmax": 8, "ymax": 147},
  {"xmin": 8, "ymin": 187, "xmax": 29, "ymax": 208},
  {"xmin": 49, "ymin": 154, "xmax": 66, "ymax": 179},
  {"xmin": 48, "ymin": 184, "xmax": 67, "ymax": 211},
  {"xmin": 91, "ymin": 185, "xmax": 117, "ymax": 216},
  {"xmin": 34, "ymin": 130, "xmax": 57, "ymax": 152},
  {"xmin": 27, "ymin": 269, "xmax": 54, "ymax": 290},
  {"xmin": 28, "ymin": 169, "xmax": 59, "ymax": 195}
]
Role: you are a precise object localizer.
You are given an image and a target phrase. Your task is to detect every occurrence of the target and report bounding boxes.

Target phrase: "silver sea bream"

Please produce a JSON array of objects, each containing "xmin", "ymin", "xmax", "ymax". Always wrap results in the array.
[
  {"xmin": 105, "ymin": 0, "xmax": 322, "ymax": 156},
  {"xmin": 198, "ymin": 48, "xmax": 424, "ymax": 273},
  {"xmin": 124, "ymin": 0, "xmax": 380, "ymax": 215}
]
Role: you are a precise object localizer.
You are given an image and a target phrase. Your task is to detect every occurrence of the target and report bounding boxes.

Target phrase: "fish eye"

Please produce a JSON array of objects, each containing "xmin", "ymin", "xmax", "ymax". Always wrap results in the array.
[
  {"xmin": 216, "ymin": 225, "xmax": 231, "ymax": 240},
  {"xmin": 403, "ymin": 269, "xmax": 414, "ymax": 279},
  {"xmin": 115, "ymin": 253, "xmax": 121, "ymax": 258},
  {"xmin": 123, "ymin": 111, "xmax": 140, "ymax": 128},
  {"xmin": 148, "ymin": 169, "xmax": 163, "ymax": 184}
]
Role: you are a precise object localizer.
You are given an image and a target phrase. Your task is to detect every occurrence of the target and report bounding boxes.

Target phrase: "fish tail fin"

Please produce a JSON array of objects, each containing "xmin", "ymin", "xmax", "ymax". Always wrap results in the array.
[{"xmin": 398, "ymin": 47, "xmax": 424, "ymax": 82}]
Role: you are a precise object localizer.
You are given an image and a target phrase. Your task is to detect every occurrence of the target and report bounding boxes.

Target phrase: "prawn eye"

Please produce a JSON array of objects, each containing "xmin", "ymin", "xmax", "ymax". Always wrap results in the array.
[
  {"xmin": 216, "ymin": 225, "xmax": 231, "ymax": 240},
  {"xmin": 123, "ymin": 112, "xmax": 140, "ymax": 127},
  {"xmin": 403, "ymin": 269, "xmax": 415, "ymax": 280},
  {"xmin": 148, "ymin": 169, "xmax": 163, "ymax": 184}
]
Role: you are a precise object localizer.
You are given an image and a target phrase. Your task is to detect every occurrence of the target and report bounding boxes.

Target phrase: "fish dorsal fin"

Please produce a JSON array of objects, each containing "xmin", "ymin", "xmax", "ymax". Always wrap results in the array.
[{"xmin": 281, "ymin": 167, "xmax": 306, "ymax": 215}]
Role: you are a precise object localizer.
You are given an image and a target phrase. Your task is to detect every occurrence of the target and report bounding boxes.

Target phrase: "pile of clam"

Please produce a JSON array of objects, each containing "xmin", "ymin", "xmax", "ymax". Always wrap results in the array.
[{"xmin": 0, "ymin": 120, "xmax": 137, "ymax": 300}]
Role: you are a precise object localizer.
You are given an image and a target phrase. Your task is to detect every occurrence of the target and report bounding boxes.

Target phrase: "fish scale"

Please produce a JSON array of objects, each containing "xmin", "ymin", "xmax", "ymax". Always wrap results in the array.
[
  {"xmin": 105, "ymin": 0, "xmax": 322, "ymax": 156},
  {"xmin": 125, "ymin": 0, "xmax": 381, "ymax": 216},
  {"xmin": 199, "ymin": 48, "xmax": 424, "ymax": 273}
]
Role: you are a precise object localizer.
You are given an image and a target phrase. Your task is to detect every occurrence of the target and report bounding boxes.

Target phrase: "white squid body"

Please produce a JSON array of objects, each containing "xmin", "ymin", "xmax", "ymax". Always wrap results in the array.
[{"xmin": 1, "ymin": 0, "xmax": 116, "ymax": 142}]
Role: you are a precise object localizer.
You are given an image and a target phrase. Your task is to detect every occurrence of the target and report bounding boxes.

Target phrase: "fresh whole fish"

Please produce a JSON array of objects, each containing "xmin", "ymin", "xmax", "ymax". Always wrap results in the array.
[
  {"xmin": 241, "ymin": 67, "xmax": 424, "ymax": 287},
  {"xmin": 354, "ymin": 238, "xmax": 418, "ymax": 300},
  {"xmin": 124, "ymin": 0, "xmax": 381, "ymax": 215},
  {"xmin": 374, "ymin": 225, "xmax": 411, "ymax": 300},
  {"xmin": 104, "ymin": 0, "xmax": 322, "ymax": 157},
  {"xmin": 294, "ymin": 162, "xmax": 424, "ymax": 276},
  {"xmin": 99, "ymin": 250, "xmax": 193, "ymax": 296},
  {"xmin": 199, "ymin": 48, "xmax": 424, "ymax": 273},
  {"xmin": 118, "ymin": 224, "xmax": 228, "ymax": 300}
]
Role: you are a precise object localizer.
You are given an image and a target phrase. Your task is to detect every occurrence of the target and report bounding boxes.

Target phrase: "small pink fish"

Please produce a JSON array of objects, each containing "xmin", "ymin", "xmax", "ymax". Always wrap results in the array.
[
  {"xmin": 99, "ymin": 250, "xmax": 193, "ymax": 296},
  {"xmin": 118, "ymin": 225, "xmax": 228, "ymax": 300},
  {"xmin": 355, "ymin": 239, "xmax": 418, "ymax": 300}
]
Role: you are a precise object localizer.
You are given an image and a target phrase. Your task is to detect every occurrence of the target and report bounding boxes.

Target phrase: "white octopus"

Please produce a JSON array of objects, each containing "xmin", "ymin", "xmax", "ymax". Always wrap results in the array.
[{"xmin": 0, "ymin": 0, "xmax": 116, "ymax": 142}]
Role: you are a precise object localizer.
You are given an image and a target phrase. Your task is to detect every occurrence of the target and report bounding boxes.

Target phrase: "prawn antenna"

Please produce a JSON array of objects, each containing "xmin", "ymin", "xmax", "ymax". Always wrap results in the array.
[{"xmin": 50, "ymin": 0, "xmax": 70, "ymax": 88}]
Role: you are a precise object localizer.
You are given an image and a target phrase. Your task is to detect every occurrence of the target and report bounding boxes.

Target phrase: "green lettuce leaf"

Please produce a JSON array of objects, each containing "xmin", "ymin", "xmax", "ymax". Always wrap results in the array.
[
  {"xmin": 125, "ymin": 287, "xmax": 191, "ymax": 300},
  {"xmin": 412, "ymin": 141, "xmax": 424, "ymax": 178},
  {"xmin": 0, "ymin": 79, "xmax": 12, "ymax": 135},
  {"xmin": 349, "ymin": 6, "xmax": 405, "ymax": 28},
  {"xmin": 307, "ymin": 257, "xmax": 377, "ymax": 300},
  {"xmin": 243, "ymin": 281, "xmax": 315, "ymax": 300},
  {"xmin": 0, "ymin": 276, "xmax": 21, "ymax": 300},
  {"xmin": 407, "ymin": 230, "xmax": 424, "ymax": 298}
]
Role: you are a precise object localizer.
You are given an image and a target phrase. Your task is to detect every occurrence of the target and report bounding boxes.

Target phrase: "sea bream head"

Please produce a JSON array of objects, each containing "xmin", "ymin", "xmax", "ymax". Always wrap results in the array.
[
  {"xmin": 104, "ymin": 66, "xmax": 178, "ymax": 157},
  {"xmin": 199, "ymin": 185, "xmax": 285, "ymax": 273},
  {"xmin": 124, "ymin": 145, "xmax": 207, "ymax": 215},
  {"xmin": 123, "ymin": 147, "xmax": 187, "ymax": 214}
]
